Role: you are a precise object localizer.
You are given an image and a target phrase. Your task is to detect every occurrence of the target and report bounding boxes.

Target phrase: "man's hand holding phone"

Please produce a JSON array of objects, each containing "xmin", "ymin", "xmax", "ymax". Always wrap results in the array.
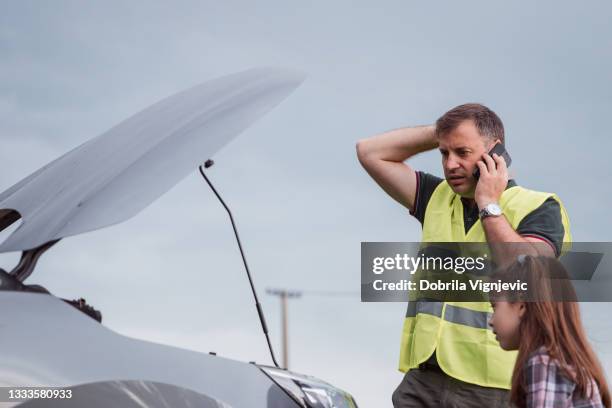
[{"xmin": 474, "ymin": 145, "xmax": 510, "ymax": 210}]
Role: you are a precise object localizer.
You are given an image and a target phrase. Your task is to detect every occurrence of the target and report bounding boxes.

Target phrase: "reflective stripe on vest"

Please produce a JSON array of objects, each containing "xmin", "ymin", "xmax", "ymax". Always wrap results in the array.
[{"xmin": 406, "ymin": 301, "xmax": 491, "ymax": 330}]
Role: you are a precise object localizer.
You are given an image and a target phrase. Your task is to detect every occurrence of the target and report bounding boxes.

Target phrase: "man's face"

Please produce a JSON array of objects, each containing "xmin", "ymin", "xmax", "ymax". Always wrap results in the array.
[{"xmin": 437, "ymin": 119, "xmax": 495, "ymax": 198}]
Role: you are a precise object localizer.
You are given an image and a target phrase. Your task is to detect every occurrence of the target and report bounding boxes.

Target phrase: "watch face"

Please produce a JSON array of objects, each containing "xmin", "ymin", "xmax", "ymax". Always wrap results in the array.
[{"xmin": 486, "ymin": 203, "xmax": 502, "ymax": 216}]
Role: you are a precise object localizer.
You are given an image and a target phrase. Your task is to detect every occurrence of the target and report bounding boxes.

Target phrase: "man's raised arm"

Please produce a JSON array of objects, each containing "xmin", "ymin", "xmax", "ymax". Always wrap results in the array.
[{"xmin": 356, "ymin": 125, "xmax": 438, "ymax": 211}]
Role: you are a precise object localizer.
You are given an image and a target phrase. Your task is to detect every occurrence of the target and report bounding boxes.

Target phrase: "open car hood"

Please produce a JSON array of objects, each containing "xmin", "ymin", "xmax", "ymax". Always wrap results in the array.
[{"xmin": 0, "ymin": 67, "xmax": 305, "ymax": 253}]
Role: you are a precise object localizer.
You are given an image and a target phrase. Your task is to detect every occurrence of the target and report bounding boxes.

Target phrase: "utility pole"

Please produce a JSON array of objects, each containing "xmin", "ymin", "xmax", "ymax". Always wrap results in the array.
[
  {"xmin": 266, "ymin": 288, "xmax": 302, "ymax": 369},
  {"xmin": 266, "ymin": 288, "xmax": 358, "ymax": 370}
]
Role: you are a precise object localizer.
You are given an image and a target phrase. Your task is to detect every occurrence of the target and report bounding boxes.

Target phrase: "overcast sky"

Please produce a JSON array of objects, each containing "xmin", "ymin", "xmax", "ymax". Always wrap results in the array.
[{"xmin": 1, "ymin": 1, "xmax": 611, "ymax": 406}]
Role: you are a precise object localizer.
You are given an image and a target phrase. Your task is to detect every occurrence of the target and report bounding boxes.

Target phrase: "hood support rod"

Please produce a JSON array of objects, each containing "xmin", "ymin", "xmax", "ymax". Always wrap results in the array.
[{"xmin": 198, "ymin": 160, "xmax": 280, "ymax": 369}]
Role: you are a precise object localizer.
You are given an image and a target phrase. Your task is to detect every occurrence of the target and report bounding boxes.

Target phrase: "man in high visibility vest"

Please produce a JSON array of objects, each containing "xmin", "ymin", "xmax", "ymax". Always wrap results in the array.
[{"xmin": 356, "ymin": 103, "xmax": 571, "ymax": 407}]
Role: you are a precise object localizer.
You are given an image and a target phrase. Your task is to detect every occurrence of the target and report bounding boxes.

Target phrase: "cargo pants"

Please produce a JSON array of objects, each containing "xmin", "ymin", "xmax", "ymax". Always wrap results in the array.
[{"xmin": 392, "ymin": 358, "xmax": 511, "ymax": 408}]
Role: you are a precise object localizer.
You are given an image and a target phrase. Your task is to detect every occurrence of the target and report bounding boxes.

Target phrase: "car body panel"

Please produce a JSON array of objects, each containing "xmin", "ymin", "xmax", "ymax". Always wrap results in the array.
[
  {"xmin": 0, "ymin": 291, "xmax": 299, "ymax": 407},
  {"xmin": 17, "ymin": 380, "xmax": 232, "ymax": 408}
]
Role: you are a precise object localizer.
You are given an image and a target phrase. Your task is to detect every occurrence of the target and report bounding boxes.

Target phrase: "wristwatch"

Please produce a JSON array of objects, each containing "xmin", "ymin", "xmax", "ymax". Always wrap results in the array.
[{"xmin": 479, "ymin": 202, "xmax": 502, "ymax": 219}]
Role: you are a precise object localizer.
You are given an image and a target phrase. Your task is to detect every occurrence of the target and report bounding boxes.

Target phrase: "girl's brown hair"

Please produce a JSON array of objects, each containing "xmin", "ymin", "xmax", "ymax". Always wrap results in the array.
[{"xmin": 492, "ymin": 255, "xmax": 610, "ymax": 408}]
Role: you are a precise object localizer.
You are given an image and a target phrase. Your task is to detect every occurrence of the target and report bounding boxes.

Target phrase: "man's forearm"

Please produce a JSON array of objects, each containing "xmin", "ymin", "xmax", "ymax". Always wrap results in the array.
[
  {"xmin": 482, "ymin": 216, "xmax": 555, "ymax": 267},
  {"xmin": 356, "ymin": 124, "xmax": 438, "ymax": 163}
]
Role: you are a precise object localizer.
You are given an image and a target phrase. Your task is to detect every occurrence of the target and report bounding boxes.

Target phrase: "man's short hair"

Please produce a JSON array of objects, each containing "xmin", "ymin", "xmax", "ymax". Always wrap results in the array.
[{"xmin": 435, "ymin": 103, "xmax": 505, "ymax": 145}]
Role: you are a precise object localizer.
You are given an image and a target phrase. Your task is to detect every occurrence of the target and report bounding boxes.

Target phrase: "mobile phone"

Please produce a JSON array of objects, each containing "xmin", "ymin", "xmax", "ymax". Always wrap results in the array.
[{"xmin": 472, "ymin": 143, "xmax": 512, "ymax": 180}]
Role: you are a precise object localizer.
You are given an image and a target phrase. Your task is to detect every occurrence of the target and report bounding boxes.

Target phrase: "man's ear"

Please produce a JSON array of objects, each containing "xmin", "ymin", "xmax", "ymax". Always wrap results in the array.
[
  {"xmin": 483, "ymin": 138, "xmax": 499, "ymax": 152},
  {"xmin": 490, "ymin": 139, "xmax": 502, "ymax": 149}
]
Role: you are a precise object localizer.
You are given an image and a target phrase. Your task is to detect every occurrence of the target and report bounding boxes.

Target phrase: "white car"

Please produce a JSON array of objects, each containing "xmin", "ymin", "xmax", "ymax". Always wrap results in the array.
[{"xmin": 0, "ymin": 67, "xmax": 358, "ymax": 408}]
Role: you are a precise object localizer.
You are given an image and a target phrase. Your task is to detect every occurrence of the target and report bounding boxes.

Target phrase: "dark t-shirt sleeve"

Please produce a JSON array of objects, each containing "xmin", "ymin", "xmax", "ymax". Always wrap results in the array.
[
  {"xmin": 516, "ymin": 197, "xmax": 565, "ymax": 257},
  {"xmin": 410, "ymin": 171, "xmax": 444, "ymax": 225}
]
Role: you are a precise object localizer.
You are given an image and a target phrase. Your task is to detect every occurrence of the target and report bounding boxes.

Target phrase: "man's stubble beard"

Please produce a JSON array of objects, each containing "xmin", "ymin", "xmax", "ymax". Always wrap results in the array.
[{"xmin": 448, "ymin": 180, "xmax": 476, "ymax": 199}]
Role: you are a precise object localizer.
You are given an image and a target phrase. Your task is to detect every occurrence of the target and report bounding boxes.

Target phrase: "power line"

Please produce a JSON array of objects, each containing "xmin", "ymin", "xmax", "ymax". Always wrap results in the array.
[
  {"xmin": 265, "ymin": 287, "xmax": 360, "ymax": 369},
  {"xmin": 300, "ymin": 289, "xmax": 360, "ymax": 297}
]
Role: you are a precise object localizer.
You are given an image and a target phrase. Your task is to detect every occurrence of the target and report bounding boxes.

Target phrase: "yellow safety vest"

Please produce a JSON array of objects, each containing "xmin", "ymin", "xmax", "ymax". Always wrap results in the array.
[{"xmin": 398, "ymin": 181, "xmax": 572, "ymax": 389}]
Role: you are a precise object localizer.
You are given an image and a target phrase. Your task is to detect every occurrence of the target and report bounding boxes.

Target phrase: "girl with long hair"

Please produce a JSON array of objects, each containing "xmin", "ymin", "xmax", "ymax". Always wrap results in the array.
[{"xmin": 488, "ymin": 255, "xmax": 610, "ymax": 408}]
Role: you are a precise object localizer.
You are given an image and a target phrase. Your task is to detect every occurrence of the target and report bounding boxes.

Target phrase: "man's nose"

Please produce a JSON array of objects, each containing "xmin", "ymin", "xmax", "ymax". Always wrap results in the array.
[
  {"xmin": 445, "ymin": 155, "xmax": 461, "ymax": 171},
  {"xmin": 488, "ymin": 317, "xmax": 494, "ymax": 329}
]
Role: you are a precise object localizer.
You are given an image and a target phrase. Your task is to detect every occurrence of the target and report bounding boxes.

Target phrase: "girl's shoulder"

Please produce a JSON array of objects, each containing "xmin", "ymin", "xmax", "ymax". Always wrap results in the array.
[
  {"xmin": 526, "ymin": 345, "xmax": 553, "ymax": 364},
  {"xmin": 524, "ymin": 345, "xmax": 576, "ymax": 393},
  {"xmin": 524, "ymin": 346, "xmax": 604, "ymax": 407}
]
